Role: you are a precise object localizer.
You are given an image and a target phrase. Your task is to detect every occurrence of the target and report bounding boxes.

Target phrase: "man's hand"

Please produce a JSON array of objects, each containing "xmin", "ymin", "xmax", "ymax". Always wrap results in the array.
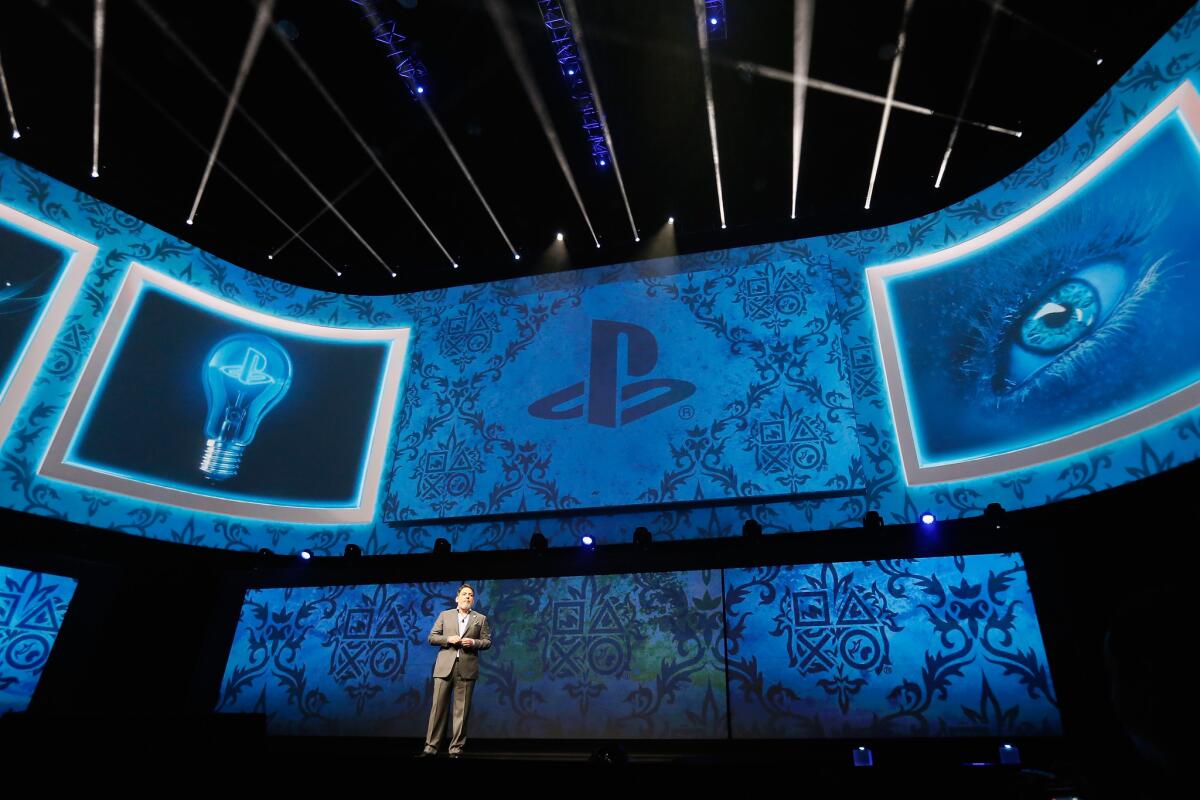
[
  {"xmin": 447, "ymin": 634, "xmax": 462, "ymax": 645},
  {"xmin": 461, "ymin": 638, "xmax": 475, "ymax": 649}
]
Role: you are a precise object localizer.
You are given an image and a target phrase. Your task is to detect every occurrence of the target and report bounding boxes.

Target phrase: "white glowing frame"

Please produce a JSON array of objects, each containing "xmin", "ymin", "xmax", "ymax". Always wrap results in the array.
[
  {"xmin": 0, "ymin": 204, "xmax": 98, "ymax": 443},
  {"xmin": 40, "ymin": 263, "xmax": 411, "ymax": 524},
  {"xmin": 867, "ymin": 80, "xmax": 1200, "ymax": 487}
]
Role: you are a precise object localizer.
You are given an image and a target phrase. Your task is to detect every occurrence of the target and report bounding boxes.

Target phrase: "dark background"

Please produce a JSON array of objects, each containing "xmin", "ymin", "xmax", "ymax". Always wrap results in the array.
[{"xmin": 0, "ymin": 222, "xmax": 66, "ymax": 391}]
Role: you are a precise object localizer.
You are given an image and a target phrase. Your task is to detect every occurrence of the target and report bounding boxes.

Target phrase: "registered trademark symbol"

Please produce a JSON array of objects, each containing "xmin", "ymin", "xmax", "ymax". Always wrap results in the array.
[{"xmin": 678, "ymin": 405, "xmax": 695, "ymax": 420}]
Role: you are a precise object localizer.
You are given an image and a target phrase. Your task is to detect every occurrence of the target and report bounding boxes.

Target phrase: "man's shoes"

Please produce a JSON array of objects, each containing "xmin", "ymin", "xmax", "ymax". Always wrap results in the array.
[{"xmin": 415, "ymin": 750, "xmax": 436, "ymax": 759}]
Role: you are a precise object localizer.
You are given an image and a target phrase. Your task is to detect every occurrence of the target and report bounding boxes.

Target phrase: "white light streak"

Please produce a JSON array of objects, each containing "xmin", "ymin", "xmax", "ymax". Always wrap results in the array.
[
  {"xmin": 564, "ymin": 0, "xmax": 640, "ymax": 241},
  {"xmin": 417, "ymin": 100, "xmax": 518, "ymax": 260},
  {"xmin": 935, "ymin": 1, "xmax": 998, "ymax": 188},
  {"xmin": 271, "ymin": 27, "xmax": 458, "ymax": 270},
  {"xmin": 865, "ymin": 0, "xmax": 915, "ymax": 210},
  {"xmin": 0, "ymin": 52, "xmax": 20, "ymax": 139},
  {"xmin": 484, "ymin": 0, "xmax": 601, "ymax": 249},
  {"xmin": 186, "ymin": 0, "xmax": 273, "ymax": 225},
  {"xmin": 92, "ymin": 0, "xmax": 106, "ymax": 178},
  {"xmin": 50, "ymin": 6, "xmax": 340, "ymax": 276},
  {"xmin": 791, "ymin": 0, "xmax": 815, "ymax": 219},
  {"xmin": 693, "ymin": 0, "xmax": 727, "ymax": 229},
  {"xmin": 739, "ymin": 61, "xmax": 1021, "ymax": 138},
  {"xmin": 270, "ymin": 164, "xmax": 374, "ymax": 260},
  {"xmin": 135, "ymin": 0, "xmax": 386, "ymax": 276}
]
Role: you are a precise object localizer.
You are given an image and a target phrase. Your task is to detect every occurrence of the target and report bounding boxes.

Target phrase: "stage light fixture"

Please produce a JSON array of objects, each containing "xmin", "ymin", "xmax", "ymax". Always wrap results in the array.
[
  {"xmin": 710, "ymin": 17, "xmax": 718, "ymax": 25},
  {"xmin": 416, "ymin": 85, "xmax": 425, "ymax": 94},
  {"xmin": 514, "ymin": 253, "xmax": 521, "ymax": 260},
  {"xmin": 599, "ymin": 159, "xmax": 606, "ymax": 166},
  {"xmin": 299, "ymin": 550, "xmax": 313, "ymax": 561},
  {"xmin": 433, "ymin": 537, "xmax": 451, "ymax": 555},
  {"xmin": 581, "ymin": 534, "xmax": 595, "ymax": 547},
  {"xmin": 556, "ymin": 232, "xmax": 564, "ymax": 241},
  {"xmin": 344, "ymin": 543, "xmax": 362, "ymax": 559},
  {"xmin": 258, "ymin": 547, "xmax": 273, "ymax": 556},
  {"xmin": 742, "ymin": 519, "xmax": 763, "ymax": 540},
  {"xmin": 920, "ymin": 512, "xmax": 935, "ymax": 525},
  {"xmin": 530, "ymin": 531, "xmax": 548, "ymax": 551},
  {"xmin": 983, "ymin": 502, "xmax": 1006, "ymax": 529},
  {"xmin": 998, "ymin": 743, "xmax": 1020, "ymax": 765},
  {"xmin": 852, "ymin": 746, "xmax": 873, "ymax": 767},
  {"xmin": 10, "ymin": 131, "xmax": 19, "ymax": 140},
  {"xmin": 668, "ymin": 216, "xmax": 674, "ymax": 224},
  {"xmin": 862, "ymin": 510, "xmax": 883, "ymax": 529},
  {"xmin": 632, "ymin": 526, "xmax": 651, "ymax": 547}
]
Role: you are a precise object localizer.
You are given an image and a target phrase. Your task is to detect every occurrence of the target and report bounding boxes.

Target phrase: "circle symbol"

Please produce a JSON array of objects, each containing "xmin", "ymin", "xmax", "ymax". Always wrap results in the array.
[
  {"xmin": 587, "ymin": 637, "xmax": 627, "ymax": 676},
  {"xmin": 369, "ymin": 643, "xmax": 404, "ymax": 678},
  {"xmin": 839, "ymin": 628, "xmax": 881, "ymax": 671},
  {"xmin": 5, "ymin": 633, "xmax": 50, "ymax": 671}
]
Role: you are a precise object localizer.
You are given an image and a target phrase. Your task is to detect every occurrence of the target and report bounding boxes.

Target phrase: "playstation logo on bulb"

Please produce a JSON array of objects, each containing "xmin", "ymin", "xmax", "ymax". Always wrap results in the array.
[{"xmin": 200, "ymin": 333, "xmax": 292, "ymax": 481}]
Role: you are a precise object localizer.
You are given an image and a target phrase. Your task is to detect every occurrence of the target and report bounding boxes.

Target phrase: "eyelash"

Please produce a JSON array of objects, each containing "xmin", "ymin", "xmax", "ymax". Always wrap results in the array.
[{"xmin": 958, "ymin": 198, "xmax": 1176, "ymax": 407}]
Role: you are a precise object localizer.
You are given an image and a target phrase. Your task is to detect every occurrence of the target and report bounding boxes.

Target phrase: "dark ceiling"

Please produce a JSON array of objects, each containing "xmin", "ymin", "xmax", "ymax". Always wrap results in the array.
[{"xmin": 1, "ymin": 0, "xmax": 1194, "ymax": 296}]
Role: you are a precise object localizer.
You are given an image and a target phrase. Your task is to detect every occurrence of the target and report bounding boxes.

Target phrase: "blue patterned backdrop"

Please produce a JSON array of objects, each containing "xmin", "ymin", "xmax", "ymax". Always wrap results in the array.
[
  {"xmin": 0, "ymin": 564, "xmax": 77, "ymax": 715},
  {"xmin": 725, "ymin": 555, "xmax": 1059, "ymax": 738},
  {"xmin": 0, "ymin": 6, "xmax": 1199, "ymax": 553},
  {"xmin": 216, "ymin": 570, "xmax": 726, "ymax": 739},
  {"xmin": 216, "ymin": 554, "xmax": 1058, "ymax": 739}
]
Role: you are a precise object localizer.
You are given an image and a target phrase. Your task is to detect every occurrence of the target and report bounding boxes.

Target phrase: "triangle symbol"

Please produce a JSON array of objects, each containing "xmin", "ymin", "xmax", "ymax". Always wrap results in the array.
[
  {"xmin": 62, "ymin": 325, "xmax": 83, "ymax": 353},
  {"xmin": 590, "ymin": 600, "xmax": 624, "ymax": 635},
  {"xmin": 376, "ymin": 607, "xmax": 405, "ymax": 639},
  {"xmin": 776, "ymin": 273, "xmax": 802, "ymax": 294},
  {"xmin": 16, "ymin": 598, "xmax": 60, "ymax": 632},
  {"xmin": 470, "ymin": 314, "xmax": 491, "ymax": 333},
  {"xmin": 836, "ymin": 590, "xmax": 878, "ymax": 626},
  {"xmin": 793, "ymin": 417, "xmax": 819, "ymax": 442},
  {"xmin": 449, "ymin": 450, "xmax": 474, "ymax": 471}
]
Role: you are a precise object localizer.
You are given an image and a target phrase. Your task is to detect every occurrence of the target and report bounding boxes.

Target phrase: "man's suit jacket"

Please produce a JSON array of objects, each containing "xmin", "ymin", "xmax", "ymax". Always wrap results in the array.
[{"xmin": 428, "ymin": 609, "xmax": 491, "ymax": 680}]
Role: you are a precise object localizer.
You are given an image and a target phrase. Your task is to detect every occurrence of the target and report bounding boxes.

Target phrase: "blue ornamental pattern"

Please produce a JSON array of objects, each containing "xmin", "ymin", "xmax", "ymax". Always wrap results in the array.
[
  {"xmin": 725, "ymin": 554, "xmax": 1060, "ymax": 737},
  {"xmin": 0, "ymin": 565, "xmax": 78, "ymax": 714},
  {"xmin": 216, "ymin": 554, "xmax": 1059, "ymax": 739},
  {"xmin": 0, "ymin": 5, "xmax": 1199, "ymax": 552}
]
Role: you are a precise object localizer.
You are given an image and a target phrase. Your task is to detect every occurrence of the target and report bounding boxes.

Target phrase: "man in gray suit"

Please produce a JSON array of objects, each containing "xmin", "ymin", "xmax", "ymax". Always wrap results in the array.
[{"xmin": 418, "ymin": 583, "xmax": 491, "ymax": 758}]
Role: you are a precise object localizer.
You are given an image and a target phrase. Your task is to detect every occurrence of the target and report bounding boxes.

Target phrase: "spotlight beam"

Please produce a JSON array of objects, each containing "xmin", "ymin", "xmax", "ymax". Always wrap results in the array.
[
  {"xmin": 52, "ymin": 8, "xmax": 339, "ymax": 275},
  {"xmin": 736, "ymin": 62, "xmax": 1021, "ymax": 138},
  {"xmin": 91, "ymin": 0, "xmax": 106, "ymax": 177},
  {"xmin": 563, "ymin": 0, "xmax": 639, "ymax": 241},
  {"xmin": 864, "ymin": 0, "xmax": 915, "ymax": 211},
  {"xmin": 135, "ymin": 0, "xmax": 396, "ymax": 276},
  {"xmin": 790, "ymin": 0, "xmax": 815, "ymax": 219},
  {"xmin": 692, "ymin": 0, "xmax": 727, "ymax": 229},
  {"xmin": 270, "ymin": 26, "xmax": 459, "ymax": 269},
  {"xmin": 485, "ymin": 0, "xmax": 601, "ymax": 249},
  {"xmin": 0, "ymin": 52, "xmax": 19, "ymax": 139},
  {"xmin": 186, "ymin": 0, "xmax": 273, "ymax": 224},
  {"xmin": 417, "ymin": 99, "xmax": 518, "ymax": 260},
  {"xmin": 270, "ymin": 164, "xmax": 374, "ymax": 260},
  {"xmin": 935, "ymin": 2, "xmax": 998, "ymax": 188}
]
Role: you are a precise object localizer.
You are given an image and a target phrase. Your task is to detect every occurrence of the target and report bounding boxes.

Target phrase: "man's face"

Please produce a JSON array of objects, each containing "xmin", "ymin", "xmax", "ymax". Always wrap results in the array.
[{"xmin": 456, "ymin": 587, "xmax": 474, "ymax": 612}]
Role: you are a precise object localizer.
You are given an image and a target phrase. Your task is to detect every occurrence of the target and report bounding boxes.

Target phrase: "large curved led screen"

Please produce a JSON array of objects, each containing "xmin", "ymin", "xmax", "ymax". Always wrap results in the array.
[{"xmin": 0, "ymin": 4, "xmax": 1199, "ymax": 552}]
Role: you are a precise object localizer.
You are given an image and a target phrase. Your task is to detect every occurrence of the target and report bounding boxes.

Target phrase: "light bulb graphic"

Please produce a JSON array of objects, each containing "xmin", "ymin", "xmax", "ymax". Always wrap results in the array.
[{"xmin": 199, "ymin": 333, "xmax": 293, "ymax": 481}]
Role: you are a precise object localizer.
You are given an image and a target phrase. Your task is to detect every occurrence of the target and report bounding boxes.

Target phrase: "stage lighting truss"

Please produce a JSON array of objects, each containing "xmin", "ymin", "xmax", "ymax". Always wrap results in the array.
[
  {"xmin": 538, "ymin": 0, "xmax": 610, "ymax": 168},
  {"xmin": 352, "ymin": 4, "xmax": 429, "ymax": 100},
  {"xmin": 705, "ymin": 1, "xmax": 729, "ymax": 41}
]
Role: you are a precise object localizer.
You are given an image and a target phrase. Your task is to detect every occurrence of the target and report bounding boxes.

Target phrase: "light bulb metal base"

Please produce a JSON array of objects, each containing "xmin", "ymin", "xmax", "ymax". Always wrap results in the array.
[{"xmin": 200, "ymin": 438, "xmax": 244, "ymax": 481}]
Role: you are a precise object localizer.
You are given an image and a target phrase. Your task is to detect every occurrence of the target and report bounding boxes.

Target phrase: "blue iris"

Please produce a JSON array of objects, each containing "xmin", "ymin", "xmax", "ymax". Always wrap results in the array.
[
  {"xmin": 1017, "ymin": 279, "xmax": 1099, "ymax": 354},
  {"xmin": 996, "ymin": 261, "xmax": 1129, "ymax": 392}
]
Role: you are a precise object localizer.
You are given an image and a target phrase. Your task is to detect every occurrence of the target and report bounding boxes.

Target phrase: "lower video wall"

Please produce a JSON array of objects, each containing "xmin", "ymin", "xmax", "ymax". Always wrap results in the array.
[
  {"xmin": 0, "ymin": 564, "xmax": 78, "ymax": 715},
  {"xmin": 216, "ymin": 552, "xmax": 1061, "ymax": 739}
]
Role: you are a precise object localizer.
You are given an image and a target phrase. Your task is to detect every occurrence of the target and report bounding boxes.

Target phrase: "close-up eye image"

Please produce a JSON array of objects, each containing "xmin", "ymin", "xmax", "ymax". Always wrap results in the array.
[{"xmin": 883, "ymin": 105, "xmax": 1200, "ymax": 469}]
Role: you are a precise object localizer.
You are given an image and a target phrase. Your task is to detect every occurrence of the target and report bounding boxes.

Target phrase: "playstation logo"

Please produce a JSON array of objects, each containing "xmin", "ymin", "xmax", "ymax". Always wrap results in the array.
[{"xmin": 529, "ymin": 319, "xmax": 696, "ymax": 427}]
